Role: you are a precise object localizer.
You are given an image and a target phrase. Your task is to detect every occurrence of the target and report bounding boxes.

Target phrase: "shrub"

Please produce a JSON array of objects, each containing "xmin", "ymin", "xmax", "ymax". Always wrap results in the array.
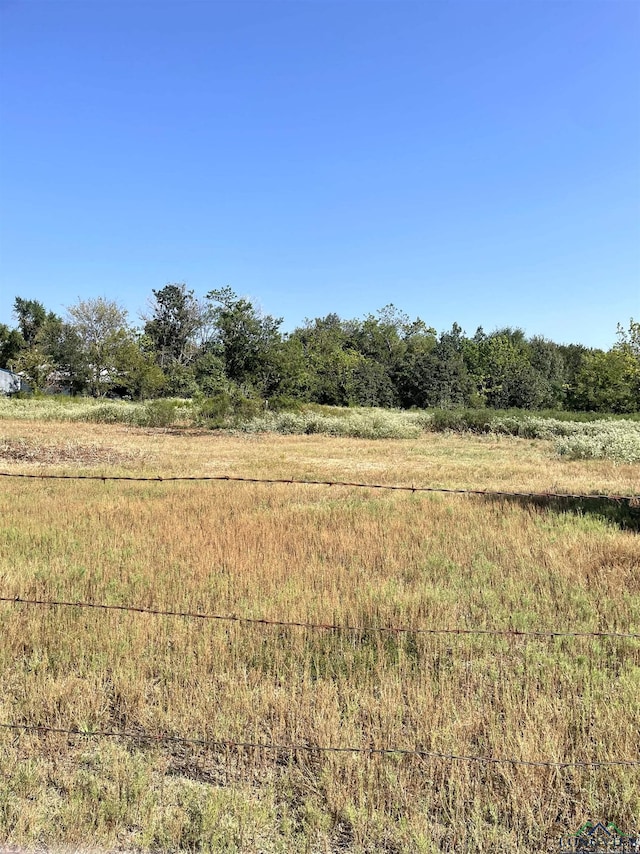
[
  {"xmin": 430, "ymin": 410, "xmax": 493, "ymax": 433},
  {"xmin": 196, "ymin": 392, "xmax": 233, "ymax": 426},
  {"xmin": 140, "ymin": 399, "xmax": 179, "ymax": 428},
  {"xmin": 80, "ymin": 403, "xmax": 139, "ymax": 425},
  {"xmin": 195, "ymin": 390, "xmax": 264, "ymax": 428},
  {"xmin": 266, "ymin": 395, "xmax": 304, "ymax": 413},
  {"xmin": 240, "ymin": 409, "xmax": 423, "ymax": 439},
  {"xmin": 553, "ymin": 423, "xmax": 640, "ymax": 464}
]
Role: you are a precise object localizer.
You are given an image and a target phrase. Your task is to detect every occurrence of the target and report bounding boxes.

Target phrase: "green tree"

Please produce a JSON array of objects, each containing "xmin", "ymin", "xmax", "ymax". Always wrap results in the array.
[
  {"xmin": 528, "ymin": 336, "xmax": 566, "ymax": 408},
  {"xmin": 192, "ymin": 349, "xmax": 228, "ymax": 397},
  {"xmin": 558, "ymin": 343, "xmax": 589, "ymax": 409},
  {"xmin": 355, "ymin": 306, "xmax": 414, "ymax": 366},
  {"xmin": 37, "ymin": 317, "xmax": 89, "ymax": 394},
  {"xmin": 569, "ymin": 321, "xmax": 640, "ymax": 413},
  {"xmin": 573, "ymin": 347, "xmax": 639, "ymax": 413},
  {"xmin": 471, "ymin": 328, "xmax": 547, "ymax": 409},
  {"xmin": 143, "ymin": 283, "xmax": 203, "ymax": 370},
  {"xmin": 396, "ymin": 324, "xmax": 472, "ymax": 408},
  {"xmin": 9, "ymin": 346, "xmax": 54, "ymax": 391},
  {"xmin": 0, "ymin": 324, "xmax": 24, "ymax": 369},
  {"xmin": 205, "ymin": 287, "xmax": 285, "ymax": 397},
  {"xmin": 13, "ymin": 297, "xmax": 53, "ymax": 348},
  {"xmin": 613, "ymin": 318, "xmax": 640, "ymax": 408},
  {"xmin": 66, "ymin": 297, "xmax": 134, "ymax": 396},
  {"xmin": 290, "ymin": 314, "xmax": 363, "ymax": 405},
  {"xmin": 6, "ymin": 300, "xmax": 66, "ymax": 390},
  {"xmin": 112, "ymin": 338, "xmax": 167, "ymax": 399},
  {"xmin": 615, "ymin": 318, "xmax": 640, "ymax": 358},
  {"xmin": 354, "ymin": 306, "xmax": 438, "ymax": 406}
]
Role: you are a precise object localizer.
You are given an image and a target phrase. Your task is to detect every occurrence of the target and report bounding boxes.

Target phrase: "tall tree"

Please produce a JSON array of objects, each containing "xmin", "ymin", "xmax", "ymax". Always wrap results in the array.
[
  {"xmin": 572, "ymin": 349, "xmax": 638, "ymax": 413},
  {"xmin": 615, "ymin": 318, "xmax": 640, "ymax": 358},
  {"xmin": 0, "ymin": 324, "xmax": 24, "ymax": 369},
  {"xmin": 528, "ymin": 337, "xmax": 566, "ymax": 409},
  {"xmin": 291, "ymin": 314, "xmax": 363, "ymax": 405},
  {"xmin": 613, "ymin": 318, "xmax": 640, "ymax": 410},
  {"xmin": 143, "ymin": 283, "xmax": 202, "ymax": 369},
  {"xmin": 205, "ymin": 287, "xmax": 285, "ymax": 396},
  {"xmin": 13, "ymin": 297, "xmax": 49, "ymax": 348},
  {"xmin": 396, "ymin": 324, "xmax": 472, "ymax": 408},
  {"xmin": 471, "ymin": 328, "xmax": 543, "ymax": 408},
  {"xmin": 66, "ymin": 297, "xmax": 133, "ymax": 396},
  {"xmin": 38, "ymin": 317, "xmax": 89, "ymax": 394}
]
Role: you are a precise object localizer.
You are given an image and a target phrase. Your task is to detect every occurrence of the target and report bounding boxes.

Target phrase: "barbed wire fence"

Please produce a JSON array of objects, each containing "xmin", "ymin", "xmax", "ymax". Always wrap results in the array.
[
  {"xmin": 1, "ymin": 468, "xmax": 639, "ymax": 504},
  {"xmin": 1, "ymin": 469, "xmax": 639, "ymax": 773},
  {"xmin": 2, "ymin": 595, "xmax": 640, "ymax": 640},
  {"xmin": 1, "ymin": 722, "xmax": 639, "ymax": 769}
]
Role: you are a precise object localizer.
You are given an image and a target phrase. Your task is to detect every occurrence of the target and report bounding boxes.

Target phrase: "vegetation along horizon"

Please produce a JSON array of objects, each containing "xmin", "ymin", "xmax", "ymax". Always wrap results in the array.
[{"xmin": 1, "ymin": 289, "xmax": 639, "ymax": 416}]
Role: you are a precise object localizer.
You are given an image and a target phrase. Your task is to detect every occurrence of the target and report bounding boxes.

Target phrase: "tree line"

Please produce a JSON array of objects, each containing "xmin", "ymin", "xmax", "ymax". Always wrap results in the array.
[{"xmin": 1, "ymin": 285, "xmax": 638, "ymax": 413}]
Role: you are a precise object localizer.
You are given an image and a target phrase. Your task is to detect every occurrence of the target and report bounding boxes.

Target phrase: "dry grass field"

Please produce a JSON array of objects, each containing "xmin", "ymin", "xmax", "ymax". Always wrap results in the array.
[{"xmin": 0, "ymin": 417, "xmax": 638, "ymax": 853}]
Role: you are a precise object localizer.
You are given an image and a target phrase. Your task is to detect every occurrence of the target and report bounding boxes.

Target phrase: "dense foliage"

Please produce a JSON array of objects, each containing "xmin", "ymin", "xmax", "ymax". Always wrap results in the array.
[{"xmin": 1, "ymin": 287, "xmax": 638, "ymax": 413}]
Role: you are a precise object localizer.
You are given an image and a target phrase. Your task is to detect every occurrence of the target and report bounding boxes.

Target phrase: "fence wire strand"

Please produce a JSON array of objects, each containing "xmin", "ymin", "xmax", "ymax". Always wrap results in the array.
[
  {"xmin": 0, "ymin": 469, "xmax": 637, "ymax": 503},
  {"xmin": 1, "ymin": 722, "xmax": 638, "ymax": 768},
  {"xmin": 2, "ymin": 596, "xmax": 639, "ymax": 640}
]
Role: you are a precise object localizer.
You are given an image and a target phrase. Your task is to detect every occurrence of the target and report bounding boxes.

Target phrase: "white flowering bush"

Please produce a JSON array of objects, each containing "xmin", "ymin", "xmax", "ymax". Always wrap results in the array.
[
  {"xmin": 465, "ymin": 415, "xmax": 640, "ymax": 461},
  {"xmin": 486, "ymin": 416, "xmax": 588, "ymax": 439},
  {"xmin": 240, "ymin": 408, "xmax": 425, "ymax": 439},
  {"xmin": 552, "ymin": 421, "xmax": 640, "ymax": 463},
  {"xmin": 486, "ymin": 416, "xmax": 640, "ymax": 462}
]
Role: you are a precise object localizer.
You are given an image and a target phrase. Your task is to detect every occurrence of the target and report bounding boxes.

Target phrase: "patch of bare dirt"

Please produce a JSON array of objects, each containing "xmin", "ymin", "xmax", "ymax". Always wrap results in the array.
[{"xmin": 0, "ymin": 438, "xmax": 143, "ymax": 467}]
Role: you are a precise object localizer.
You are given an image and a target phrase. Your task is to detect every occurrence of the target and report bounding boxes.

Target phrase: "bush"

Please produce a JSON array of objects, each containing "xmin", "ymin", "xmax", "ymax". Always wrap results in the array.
[
  {"xmin": 81, "ymin": 403, "xmax": 139, "ymax": 424},
  {"xmin": 195, "ymin": 390, "xmax": 264, "ymax": 428},
  {"xmin": 140, "ymin": 398, "xmax": 179, "ymax": 428},
  {"xmin": 266, "ymin": 395, "xmax": 304, "ymax": 413},
  {"xmin": 240, "ymin": 409, "xmax": 424, "ymax": 439},
  {"xmin": 553, "ymin": 423, "xmax": 640, "ymax": 464},
  {"xmin": 430, "ymin": 410, "xmax": 493, "ymax": 433},
  {"xmin": 196, "ymin": 392, "xmax": 233, "ymax": 427}
]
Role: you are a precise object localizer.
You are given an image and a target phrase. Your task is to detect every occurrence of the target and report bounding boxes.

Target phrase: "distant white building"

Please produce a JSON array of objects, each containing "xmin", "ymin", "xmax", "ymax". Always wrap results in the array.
[{"xmin": 0, "ymin": 368, "xmax": 30, "ymax": 395}]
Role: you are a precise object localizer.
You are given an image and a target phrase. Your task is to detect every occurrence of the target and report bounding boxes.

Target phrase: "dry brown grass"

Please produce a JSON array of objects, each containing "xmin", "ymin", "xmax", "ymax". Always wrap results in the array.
[
  {"xmin": 0, "ymin": 436, "xmax": 144, "ymax": 467},
  {"xmin": 0, "ymin": 418, "xmax": 638, "ymax": 853}
]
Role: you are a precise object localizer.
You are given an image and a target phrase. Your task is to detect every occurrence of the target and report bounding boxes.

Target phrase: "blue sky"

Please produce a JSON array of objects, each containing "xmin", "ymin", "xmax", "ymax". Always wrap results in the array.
[{"xmin": 1, "ymin": 0, "xmax": 638, "ymax": 348}]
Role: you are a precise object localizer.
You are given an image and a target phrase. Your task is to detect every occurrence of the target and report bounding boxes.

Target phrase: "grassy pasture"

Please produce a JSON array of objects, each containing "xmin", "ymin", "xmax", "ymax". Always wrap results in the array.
[{"xmin": 0, "ymin": 417, "xmax": 638, "ymax": 852}]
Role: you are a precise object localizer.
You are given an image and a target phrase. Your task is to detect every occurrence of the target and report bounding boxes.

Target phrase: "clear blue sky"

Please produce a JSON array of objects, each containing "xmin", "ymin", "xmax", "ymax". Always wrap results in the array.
[{"xmin": 1, "ymin": 0, "xmax": 638, "ymax": 349}]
